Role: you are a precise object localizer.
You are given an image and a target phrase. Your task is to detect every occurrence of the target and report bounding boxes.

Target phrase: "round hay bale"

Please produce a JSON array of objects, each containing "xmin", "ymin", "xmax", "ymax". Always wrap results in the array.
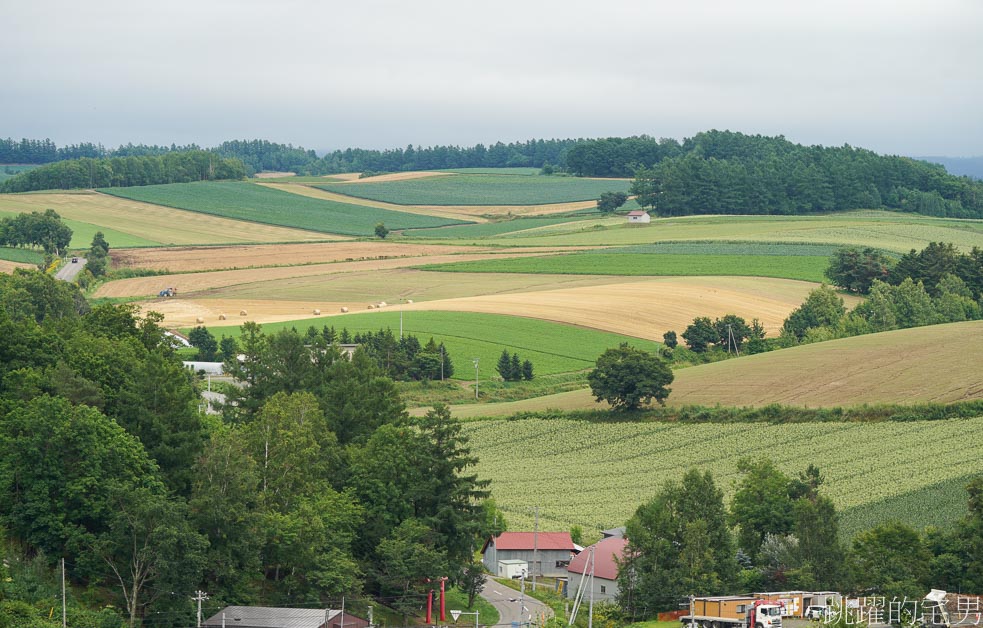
[
  {"xmin": 218, "ymin": 313, "xmax": 227, "ymax": 320},
  {"xmin": 239, "ymin": 309, "xmax": 248, "ymax": 316},
  {"xmin": 406, "ymin": 299, "xmax": 414, "ymax": 304},
  {"xmin": 340, "ymin": 307, "xmax": 349, "ymax": 313},
  {"xmin": 367, "ymin": 304, "xmax": 375, "ymax": 310},
  {"xmin": 195, "ymin": 317, "xmax": 204, "ymax": 324},
  {"xmin": 313, "ymin": 308, "xmax": 321, "ymax": 315},
  {"xmin": 378, "ymin": 301, "xmax": 388, "ymax": 308}
]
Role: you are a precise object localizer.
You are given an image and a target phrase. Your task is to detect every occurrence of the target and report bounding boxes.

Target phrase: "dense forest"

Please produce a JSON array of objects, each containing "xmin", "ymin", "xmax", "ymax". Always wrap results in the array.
[
  {"xmin": 573, "ymin": 131, "xmax": 983, "ymax": 218},
  {"xmin": 0, "ymin": 151, "xmax": 247, "ymax": 192},
  {"xmin": 0, "ymin": 271, "xmax": 498, "ymax": 627}
]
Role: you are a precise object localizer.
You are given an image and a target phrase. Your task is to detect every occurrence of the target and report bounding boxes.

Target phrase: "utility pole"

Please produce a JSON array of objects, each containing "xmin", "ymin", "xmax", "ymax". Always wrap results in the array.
[
  {"xmin": 473, "ymin": 358, "xmax": 479, "ymax": 399},
  {"xmin": 532, "ymin": 506, "xmax": 539, "ymax": 591},
  {"xmin": 193, "ymin": 590, "xmax": 209, "ymax": 627},
  {"xmin": 61, "ymin": 558, "xmax": 66, "ymax": 628}
]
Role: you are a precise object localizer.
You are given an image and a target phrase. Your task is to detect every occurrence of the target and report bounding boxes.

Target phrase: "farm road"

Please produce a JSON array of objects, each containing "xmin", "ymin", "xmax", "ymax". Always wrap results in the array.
[
  {"xmin": 55, "ymin": 257, "xmax": 85, "ymax": 281},
  {"xmin": 478, "ymin": 576, "xmax": 553, "ymax": 627}
]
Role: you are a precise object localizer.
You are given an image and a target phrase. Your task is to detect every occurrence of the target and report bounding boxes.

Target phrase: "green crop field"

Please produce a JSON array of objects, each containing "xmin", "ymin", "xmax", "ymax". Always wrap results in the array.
[
  {"xmin": 464, "ymin": 211, "xmax": 983, "ymax": 252},
  {"xmin": 101, "ymin": 181, "xmax": 470, "ymax": 236},
  {"xmin": 461, "ymin": 416, "xmax": 983, "ymax": 540},
  {"xmin": 417, "ymin": 253, "xmax": 830, "ymax": 282},
  {"xmin": 0, "ymin": 246, "xmax": 43, "ymax": 264},
  {"xmin": 403, "ymin": 217, "xmax": 588, "ymax": 238},
  {"xmin": 316, "ymin": 174, "xmax": 632, "ymax": 206},
  {"xmin": 436, "ymin": 167, "xmax": 540, "ymax": 175},
  {"xmin": 199, "ymin": 310, "xmax": 663, "ymax": 377},
  {"xmin": 0, "ymin": 206, "xmax": 161, "ymax": 248}
]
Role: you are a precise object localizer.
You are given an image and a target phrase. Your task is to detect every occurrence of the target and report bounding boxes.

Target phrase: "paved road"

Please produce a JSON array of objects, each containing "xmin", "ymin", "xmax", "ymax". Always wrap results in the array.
[
  {"xmin": 479, "ymin": 577, "xmax": 554, "ymax": 628},
  {"xmin": 55, "ymin": 257, "xmax": 85, "ymax": 281}
]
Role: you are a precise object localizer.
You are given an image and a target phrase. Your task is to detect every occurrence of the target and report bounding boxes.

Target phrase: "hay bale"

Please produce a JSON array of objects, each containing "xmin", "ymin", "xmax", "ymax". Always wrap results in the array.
[
  {"xmin": 195, "ymin": 317, "xmax": 204, "ymax": 324},
  {"xmin": 406, "ymin": 299, "xmax": 414, "ymax": 304},
  {"xmin": 218, "ymin": 313, "xmax": 227, "ymax": 320},
  {"xmin": 313, "ymin": 308, "xmax": 321, "ymax": 315},
  {"xmin": 340, "ymin": 307, "xmax": 349, "ymax": 313},
  {"xmin": 239, "ymin": 309, "xmax": 248, "ymax": 316},
  {"xmin": 367, "ymin": 304, "xmax": 375, "ymax": 310},
  {"xmin": 378, "ymin": 301, "xmax": 388, "ymax": 308}
]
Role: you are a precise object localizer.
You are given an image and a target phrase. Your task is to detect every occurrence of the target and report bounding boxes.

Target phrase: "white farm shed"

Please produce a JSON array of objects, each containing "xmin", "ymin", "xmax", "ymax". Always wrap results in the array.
[
  {"xmin": 497, "ymin": 559, "xmax": 528, "ymax": 579},
  {"xmin": 627, "ymin": 210, "xmax": 651, "ymax": 223}
]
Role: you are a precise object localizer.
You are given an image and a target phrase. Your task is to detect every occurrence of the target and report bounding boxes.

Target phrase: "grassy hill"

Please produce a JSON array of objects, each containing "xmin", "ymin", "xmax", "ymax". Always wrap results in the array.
[{"xmin": 316, "ymin": 173, "xmax": 631, "ymax": 206}]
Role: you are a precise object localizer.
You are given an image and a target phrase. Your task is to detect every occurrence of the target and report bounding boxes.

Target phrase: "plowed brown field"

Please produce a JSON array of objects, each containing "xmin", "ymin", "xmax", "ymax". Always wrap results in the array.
[
  {"xmin": 111, "ymin": 242, "xmax": 494, "ymax": 272},
  {"xmin": 94, "ymin": 251, "xmax": 558, "ymax": 299}
]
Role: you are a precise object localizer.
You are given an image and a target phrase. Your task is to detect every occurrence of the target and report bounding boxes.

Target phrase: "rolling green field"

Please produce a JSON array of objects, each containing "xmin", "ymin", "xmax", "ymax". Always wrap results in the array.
[
  {"xmin": 101, "ymin": 181, "xmax": 470, "ymax": 236},
  {"xmin": 316, "ymin": 174, "xmax": 632, "ymax": 206},
  {"xmin": 466, "ymin": 211, "xmax": 983, "ymax": 252},
  {"xmin": 462, "ymin": 416, "xmax": 983, "ymax": 540},
  {"xmin": 404, "ymin": 216, "xmax": 588, "ymax": 238},
  {"xmin": 0, "ymin": 246, "xmax": 43, "ymax": 264},
  {"xmin": 417, "ymin": 253, "xmax": 830, "ymax": 282},
  {"xmin": 199, "ymin": 310, "xmax": 663, "ymax": 377}
]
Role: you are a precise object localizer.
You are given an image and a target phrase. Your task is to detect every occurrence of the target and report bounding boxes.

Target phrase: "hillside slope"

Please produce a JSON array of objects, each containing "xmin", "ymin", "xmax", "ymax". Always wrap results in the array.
[{"xmin": 439, "ymin": 321, "xmax": 983, "ymax": 417}]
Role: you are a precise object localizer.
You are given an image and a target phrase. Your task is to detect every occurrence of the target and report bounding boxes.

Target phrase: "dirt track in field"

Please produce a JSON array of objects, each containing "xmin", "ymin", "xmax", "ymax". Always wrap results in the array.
[
  {"xmin": 257, "ymin": 183, "xmax": 483, "ymax": 222},
  {"xmin": 111, "ymin": 242, "xmax": 495, "ymax": 272}
]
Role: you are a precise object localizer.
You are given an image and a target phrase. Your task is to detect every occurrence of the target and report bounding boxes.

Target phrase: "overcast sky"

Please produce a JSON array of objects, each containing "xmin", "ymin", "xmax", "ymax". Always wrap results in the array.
[{"xmin": 3, "ymin": 0, "xmax": 981, "ymax": 156}]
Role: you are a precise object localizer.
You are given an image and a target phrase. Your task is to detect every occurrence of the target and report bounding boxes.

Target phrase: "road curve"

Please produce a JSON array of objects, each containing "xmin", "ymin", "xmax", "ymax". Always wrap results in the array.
[{"xmin": 478, "ymin": 576, "xmax": 554, "ymax": 628}]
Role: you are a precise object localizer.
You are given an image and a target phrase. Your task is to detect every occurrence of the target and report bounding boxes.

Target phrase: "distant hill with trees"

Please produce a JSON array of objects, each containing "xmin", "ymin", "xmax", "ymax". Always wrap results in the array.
[
  {"xmin": 568, "ymin": 131, "xmax": 983, "ymax": 218},
  {"xmin": 3, "ymin": 133, "xmax": 982, "ymax": 218}
]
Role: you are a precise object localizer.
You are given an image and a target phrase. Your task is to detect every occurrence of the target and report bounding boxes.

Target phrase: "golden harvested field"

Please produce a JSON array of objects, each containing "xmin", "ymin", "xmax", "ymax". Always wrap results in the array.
[
  {"xmin": 94, "ymin": 251, "xmax": 559, "ymax": 300},
  {"xmin": 0, "ymin": 192, "xmax": 332, "ymax": 245},
  {"xmin": 418, "ymin": 276, "xmax": 859, "ymax": 340},
  {"xmin": 253, "ymin": 171, "xmax": 296, "ymax": 178},
  {"xmin": 437, "ymin": 320, "xmax": 983, "ymax": 418},
  {"xmin": 204, "ymin": 269, "xmax": 626, "ymax": 302},
  {"xmin": 345, "ymin": 171, "xmax": 453, "ymax": 183},
  {"xmin": 111, "ymin": 242, "xmax": 494, "ymax": 272},
  {"xmin": 0, "ymin": 260, "xmax": 33, "ymax": 273}
]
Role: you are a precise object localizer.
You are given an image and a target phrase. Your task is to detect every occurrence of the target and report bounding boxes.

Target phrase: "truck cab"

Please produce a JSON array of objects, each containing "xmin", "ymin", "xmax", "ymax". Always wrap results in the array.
[{"xmin": 750, "ymin": 603, "xmax": 783, "ymax": 628}]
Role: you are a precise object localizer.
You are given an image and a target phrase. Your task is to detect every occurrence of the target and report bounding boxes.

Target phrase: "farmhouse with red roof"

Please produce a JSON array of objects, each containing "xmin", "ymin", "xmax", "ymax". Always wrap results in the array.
[
  {"xmin": 481, "ymin": 531, "xmax": 577, "ymax": 578},
  {"xmin": 565, "ymin": 536, "xmax": 629, "ymax": 602}
]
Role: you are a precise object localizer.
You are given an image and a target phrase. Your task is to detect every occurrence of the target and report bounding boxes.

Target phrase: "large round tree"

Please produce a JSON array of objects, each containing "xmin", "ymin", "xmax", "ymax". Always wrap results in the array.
[{"xmin": 587, "ymin": 343, "xmax": 674, "ymax": 411}]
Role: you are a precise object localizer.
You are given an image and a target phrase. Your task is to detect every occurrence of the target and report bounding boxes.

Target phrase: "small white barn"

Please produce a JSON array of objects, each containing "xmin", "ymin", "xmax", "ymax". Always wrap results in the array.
[{"xmin": 627, "ymin": 210, "xmax": 651, "ymax": 224}]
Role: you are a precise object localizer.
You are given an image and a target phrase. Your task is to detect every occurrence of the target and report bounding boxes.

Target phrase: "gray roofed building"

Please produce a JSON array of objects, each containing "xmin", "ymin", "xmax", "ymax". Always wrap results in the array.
[{"xmin": 203, "ymin": 606, "xmax": 368, "ymax": 628}]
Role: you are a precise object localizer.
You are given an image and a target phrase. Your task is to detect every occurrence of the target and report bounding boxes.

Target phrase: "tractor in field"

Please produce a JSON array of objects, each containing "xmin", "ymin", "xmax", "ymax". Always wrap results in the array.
[{"xmin": 158, "ymin": 287, "xmax": 177, "ymax": 297}]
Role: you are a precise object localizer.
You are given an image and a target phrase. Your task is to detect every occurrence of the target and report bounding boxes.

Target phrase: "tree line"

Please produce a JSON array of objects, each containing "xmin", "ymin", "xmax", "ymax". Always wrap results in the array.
[
  {"xmin": 1, "ymin": 150, "xmax": 247, "ymax": 193},
  {"xmin": 0, "ymin": 271, "xmax": 498, "ymax": 627},
  {"xmin": 619, "ymin": 462, "xmax": 983, "ymax": 619},
  {"xmin": 568, "ymin": 131, "xmax": 983, "ymax": 218},
  {"xmin": 0, "ymin": 209, "xmax": 72, "ymax": 256}
]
